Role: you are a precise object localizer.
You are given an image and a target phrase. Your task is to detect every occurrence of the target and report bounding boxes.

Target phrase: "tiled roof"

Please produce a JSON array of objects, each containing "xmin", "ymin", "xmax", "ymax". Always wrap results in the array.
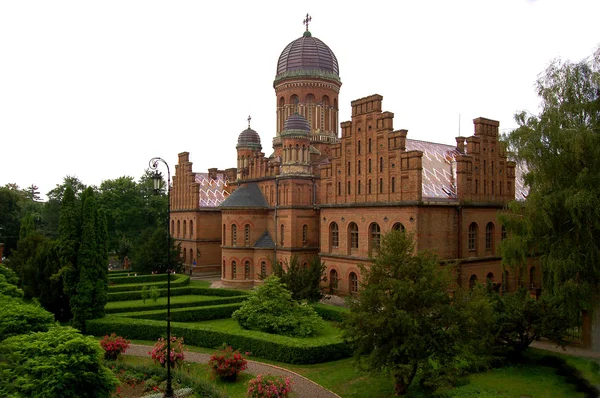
[
  {"xmin": 405, "ymin": 139, "xmax": 528, "ymax": 200},
  {"xmin": 253, "ymin": 231, "xmax": 275, "ymax": 248},
  {"xmin": 195, "ymin": 173, "xmax": 229, "ymax": 207},
  {"xmin": 219, "ymin": 183, "xmax": 269, "ymax": 208}
]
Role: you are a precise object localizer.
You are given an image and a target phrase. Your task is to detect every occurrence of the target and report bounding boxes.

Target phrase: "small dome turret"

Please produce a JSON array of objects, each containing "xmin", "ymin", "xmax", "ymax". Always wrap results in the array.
[{"xmin": 236, "ymin": 116, "xmax": 262, "ymax": 150}]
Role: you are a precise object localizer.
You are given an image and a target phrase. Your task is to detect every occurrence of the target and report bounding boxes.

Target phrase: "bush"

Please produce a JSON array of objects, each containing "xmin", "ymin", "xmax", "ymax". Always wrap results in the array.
[
  {"xmin": 0, "ymin": 326, "xmax": 118, "ymax": 397},
  {"xmin": 247, "ymin": 374, "xmax": 293, "ymax": 398},
  {"xmin": 208, "ymin": 345, "xmax": 248, "ymax": 382},
  {"xmin": 117, "ymin": 303, "xmax": 243, "ymax": 322},
  {"xmin": 141, "ymin": 285, "xmax": 150, "ymax": 304},
  {"xmin": 86, "ymin": 316, "xmax": 351, "ymax": 364},
  {"xmin": 0, "ymin": 272, "xmax": 23, "ymax": 299},
  {"xmin": 271, "ymin": 255, "xmax": 327, "ymax": 302},
  {"xmin": 0, "ymin": 295, "xmax": 55, "ymax": 341},
  {"xmin": 105, "ymin": 295, "xmax": 247, "ymax": 314},
  {"xmin": 233, "ymin": 276, "xmax": 324, "ymax": 337},
  {"xmin": 107, "ymin": 274, "xmax": 190, "ymax": 293},
  {"xmin": 311, "ymin": 303, "xmax": 349, "ymax": 322},
  {"xmin": 108, "ymin": 274, "xmax": 170, "ymax": 284},
  {"xmin": 107, "ymin": 286, "xmax": 248, "ymax": 302},
  {"xmin": 99, "ymin": 333, "xmax": 130, "ymax": 360},
  {"xmin": 149, "ymin": 286, "xmax": 160, "ymax": 302},
  {"xmin": 149, "ymin": 336, "xmax": 185, "ymax": 368}
]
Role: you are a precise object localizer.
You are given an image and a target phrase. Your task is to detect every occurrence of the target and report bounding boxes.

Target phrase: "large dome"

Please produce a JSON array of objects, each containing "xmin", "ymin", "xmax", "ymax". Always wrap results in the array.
[
  {"xmin": 276, "ymin": 31, "xmax": 339, "ymax": 78},
  {"xmin": 237, "ymin": 127, "xmax": 261, "ymax": 149}
]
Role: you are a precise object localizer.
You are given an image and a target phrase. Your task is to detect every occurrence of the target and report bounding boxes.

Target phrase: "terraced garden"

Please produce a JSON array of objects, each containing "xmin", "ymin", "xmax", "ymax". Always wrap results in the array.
[{"xmin": 89, "ymin": 272, "xmax": 351, "ymax": 365}]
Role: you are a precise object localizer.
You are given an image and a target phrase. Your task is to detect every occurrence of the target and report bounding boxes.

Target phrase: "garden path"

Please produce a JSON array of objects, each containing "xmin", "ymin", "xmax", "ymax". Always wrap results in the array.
[
  {"xmin": 126, "ymin": 344, "xmax": 341, "ymax": 398},
  {"xmin": 531, "ymin": 339, "xmax": 600, "ymax": 359}
]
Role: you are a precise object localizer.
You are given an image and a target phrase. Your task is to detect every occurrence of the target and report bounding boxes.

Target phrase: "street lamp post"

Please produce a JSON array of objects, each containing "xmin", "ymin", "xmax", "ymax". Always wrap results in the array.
[{"xmin": 149, "ymin": 157, "xmax": 174, "ymax": 398}]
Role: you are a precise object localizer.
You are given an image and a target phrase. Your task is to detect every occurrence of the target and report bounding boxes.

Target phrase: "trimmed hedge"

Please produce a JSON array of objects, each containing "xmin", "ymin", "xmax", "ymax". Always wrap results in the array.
[
  {"xmin": 107, "ymin": 286, "xmax": 249, "ymax": 302},
  {"xmin": 115, "ymin": 303, "xmax": 243, "ymax": 321},
  {"xmin": 87, "ymin": 316, "xmax": 351, "ymax": 364},
  {"xmin": 311, "ymin": 304, "xmax": 350, "ymax": 322},
  {"xmin": 107, "ymin": 275, "xmax": 190, "ymax": 293},
  {"xmin": 105, "ymin": 296, "xmax": 247, "ymax": 314},
  {"xmin": 108, "ymin": 274, "xmax": 171, "ymax": 285}
]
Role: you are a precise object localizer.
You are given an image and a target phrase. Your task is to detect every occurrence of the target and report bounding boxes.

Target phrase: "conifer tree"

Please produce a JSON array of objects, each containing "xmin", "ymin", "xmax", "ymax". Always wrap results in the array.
[
  {"xmin": 92, "ymin": 209, "xmax": 108, "ymax": 318},
  {"xmin": 58, "ymin": 185, "xmax": 80, "ymax": 298},
  {"xmin": 71, "ymin": 188, "xmax": 98, "ymax": 330}
]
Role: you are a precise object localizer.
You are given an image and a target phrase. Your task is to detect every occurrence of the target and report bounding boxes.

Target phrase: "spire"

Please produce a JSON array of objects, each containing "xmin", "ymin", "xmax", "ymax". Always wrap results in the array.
[{"xmin": 247, "ymin": 115, "xmax": 252, "ymax": 129}]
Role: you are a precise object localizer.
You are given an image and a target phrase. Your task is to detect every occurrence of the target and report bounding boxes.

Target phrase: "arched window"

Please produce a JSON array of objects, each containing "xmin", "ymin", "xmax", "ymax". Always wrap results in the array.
[
  {"xmin": 358, "ymin": 160, "xmax": 361, "ymax": 175},
  {"xmin": 231, "ymin": 261, "xmax": 237, "ymax": 279},
  {"xmin": 338, "ymin": 181, "xmax": 341, "ymax": 196},
  {"xmin": 349, "ymin": 272, "xmax": 358, "ymax": 294},
  {"xmin": 368, "ymin": 159, "xmax": 372, "ymax": 173},
  {"xmin": 171, "ymin": 220, "xmax": 174, "ymax": 235},
  {"xmin": 330, "ymin": 222, "xmax": 339, "ymax": 249},
  {"xmin": 260, "ymin": 261, "xmax": 266, "ymax": 278},
  {"xmin": 190, "ymin": 248, "xmax": 193, "ymax": 264},
  {"xmin": 379, "ymin": 178, "xmax": 383, "ymax": 193},
  {"xmin": 392, "ymin": 222, "xmax": 405, "ymax": 232},
  {"xmin": 391, "ymin": 177, "xmax": 395, "ymax": 193},
  {"xmin": 348, "ymin": 223, "xmax": 359, "ymax": 249},
  {"xmin": 379, "ymin": 157, "xmax": 383, "ymax": 172},
  {"xmin": 485, "ymin": 222, "xmax": 494, "ymax": 252},
  {"xmin": 468, "ymin": 222, "xmax": 478, "ymax": 252},
  {"xmin": 177, "ymin": 220, "xmax": 180, "ymax": 237},
  {"xmin": 302, "ymin": 224, "xmax": 308, "ymax": 246},
  {"xmin": 244, "ymin": 224, "xmax": 250, "ymax": 246},
  {"xmin": 358, "ymin": 140, "xmax": 361, "ymax": 155},
  {"xmin": 469, "ymin": 274, "xmax": 478, "ymax": 289},
  {"xmin": 368, "ymin": 179, "xmax": 372, "ymax": 194},
  {"xmin": 280, "ymin": 224, "xmax": 284, "ymax": 246},
  {"xmin": 529, "ymin": 266, "xmax": 536, "ymax": 288},
  {"xmin": 487, "ymin": 272, "xmax": 494, "ymax": 282},
  {"xmin": 329, "ymin": 269, "xmax": 338, "ymax": 292},
  {"xmin": 370, "ymin": 223, "xmax": 381, "ymax": 253},
  {"xmin": 368, "ymin": 138, "xmax": 372, "ymax": 153},
  {"xmin": 183, "ymin": 220, "xmax": 186, "ymax": 238},
  {"xmin": 358, "ymin": 180, "xmax": 361, "ymax": 194},
  {"xmin": 245, "ymin": 261, "xmax": 250, "ymax": 280},
  {"xmin": 347, "ymin": 161, "xmax": 351, "ymax": 176},
  {"xmin": 347, "ymin": 181, "xmax": 351, "ymax": 195},
  {"xmin": 302, "ymin": 262, "xmax": 308, "ymax": 269},
  {"xmin": 231, "ymin": 224, "xmax": 237, "ymax": 246},
  {"xmin": 189, "ymin": 220, "xmax": 194, "ymax": 238}
]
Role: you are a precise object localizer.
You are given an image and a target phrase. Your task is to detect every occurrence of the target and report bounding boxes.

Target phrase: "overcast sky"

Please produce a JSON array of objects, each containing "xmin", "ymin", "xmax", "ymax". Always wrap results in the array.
[{"xmin": 1, "ymin": 0, "xmax": 598, "ymax": 199}]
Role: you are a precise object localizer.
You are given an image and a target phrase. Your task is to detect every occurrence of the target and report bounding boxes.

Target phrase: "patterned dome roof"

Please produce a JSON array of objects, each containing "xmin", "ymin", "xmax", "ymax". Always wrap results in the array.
[
  {"xmin": 283, "ymin": 113, "xmax": 311, "ymax": 132},
  {"xmin": 276, "ymin": 31, "xmax": 339, "ymax": 77},
  {"xmin": 237, "ymin": 128, "xmax": 261, "ymax": 149}
]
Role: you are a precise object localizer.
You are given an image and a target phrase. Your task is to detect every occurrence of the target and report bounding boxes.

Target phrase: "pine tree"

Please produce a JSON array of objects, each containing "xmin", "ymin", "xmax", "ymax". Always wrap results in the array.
[{"xmin": 58, "ymin": 185, "xmax": 80, "ymax": 298}]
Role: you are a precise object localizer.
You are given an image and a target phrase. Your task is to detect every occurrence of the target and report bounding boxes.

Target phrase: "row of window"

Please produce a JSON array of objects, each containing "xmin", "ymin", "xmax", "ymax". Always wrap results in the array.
[
  {"xmin": 473, "ymin": 179, "xmax": 511, "ymax": 196},
  {"xmin": 467, "ymin": 222, "xmax": 507, "ymax": 253},
  {"xmin": 171, "ymin": 219, "xmax": 194, "ymax": 239},
  {"xmin": 337, "ymin": 177, "xmax": 397, "ymax": 196},
  {"xmin": 329, "ymin": 269, "xmax": 359, "ymax": 294},
  {"xmin": 468, "ymin": 266, "xmax": 537, "ymax": 291},
  {"xmin": 328, "ymin": 221, "xmax": 405, "ymax": 252},
  {"xmin": 224, "ymin": 260, "xmax": 268, "ymax": 280},
  {"xmin": 223, "ymin": 224, "xmax": 310, "ymax": 247},
  {"xmin": 346, "ymin": 157, "xmax": 384, "ymax": 175},
  {"xmin": 180, "ymin": 247, "xmax": 196, "ymax": 264},
  {"xmin": 356, "ymin": 138, "xmax": 375, "ymax": 155}
]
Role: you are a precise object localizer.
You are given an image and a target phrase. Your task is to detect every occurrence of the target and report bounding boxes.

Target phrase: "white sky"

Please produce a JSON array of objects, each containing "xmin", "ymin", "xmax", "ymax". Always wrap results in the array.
[{"xmin": 1, "ymin": 0, "xmax": 598, "ymax": 199}]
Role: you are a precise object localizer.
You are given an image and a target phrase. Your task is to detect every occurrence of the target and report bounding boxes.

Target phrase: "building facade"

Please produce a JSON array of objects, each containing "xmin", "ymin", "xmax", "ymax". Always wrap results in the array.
[{"xmin": 170, "ymin": 26, "xmax": 534, "ymax": 294}]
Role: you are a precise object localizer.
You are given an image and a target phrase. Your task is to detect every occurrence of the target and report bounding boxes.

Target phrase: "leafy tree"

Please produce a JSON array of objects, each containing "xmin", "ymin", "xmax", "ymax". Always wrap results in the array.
[
  {"xmin": 488, "ymin": 288, "xmax": 569, "ymax": 359},
  {"xmin": 140, "ymin": 285, "xmax": 149, "ymax": 304},
  {"xmin": 271, "ymin": 255, "xmax": 327, "ymax": 302},
  {"xmin": 232, "ymin": 275, "xmax": 323, "ymax": 337},
  {"xmin": 342, "ymin": 230, "xmax": 468, "ymax": 395},
  {"xmin": 502, "ymin": 47, "xmax": 600, "ymax": 312},
  {"xmin": 131, "ymin": 226, "xmax": 182, "ymax": 274},
  {"xmin": 0, "ymin": 326, "xmax": 119, "ymax": 397}
]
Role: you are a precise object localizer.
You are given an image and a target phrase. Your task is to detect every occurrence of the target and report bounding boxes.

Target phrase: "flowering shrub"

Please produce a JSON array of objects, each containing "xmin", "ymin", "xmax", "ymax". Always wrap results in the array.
[
  {"xmin": 247, "ymin": 374, "xmax": 293, "ymax": 397},
  {"xmin": 149, "ymin": 336, "xmax": 185, "ymax": 368},
  {"xmin": 208, "ymin": 345, "xmax": 248, "ymax": 381},
  {"xmin": 99, "ymin": 333, "xmax": 130, "ymax": 360}
]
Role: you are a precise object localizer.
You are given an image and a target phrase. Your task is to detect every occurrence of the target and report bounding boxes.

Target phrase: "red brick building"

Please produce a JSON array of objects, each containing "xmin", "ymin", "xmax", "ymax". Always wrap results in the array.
[{"xmin": 170, "ymin": 26, "xmax": 533, "ymax": 294}]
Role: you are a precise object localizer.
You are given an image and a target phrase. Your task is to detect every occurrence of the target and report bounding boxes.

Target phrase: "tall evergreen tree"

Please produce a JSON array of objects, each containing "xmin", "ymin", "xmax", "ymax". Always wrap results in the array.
[
  {"xmin": 92, "ymin": 209, "xmax": 108, "ymax": 318},
  {"xmin": 71, "ymin": 188, "xmax": 98, "ymax": 331},
  {"xmin": 58, "ymin": 185, "xmax": 80, "ymax": 298}
]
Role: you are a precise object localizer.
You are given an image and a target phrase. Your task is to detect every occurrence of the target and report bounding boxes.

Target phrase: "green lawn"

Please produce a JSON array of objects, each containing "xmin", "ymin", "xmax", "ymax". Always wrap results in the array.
[{"xmin": 187, "ymin": 280, "xmax": 212, "ymax": 288}]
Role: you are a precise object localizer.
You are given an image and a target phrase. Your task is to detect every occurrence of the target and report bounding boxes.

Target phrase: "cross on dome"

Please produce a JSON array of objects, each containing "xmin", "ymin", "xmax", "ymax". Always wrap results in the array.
[
  {"xmin": 303, "ymin": 13, "xmax": 311, "ymax": 31},
  {"xmin": 247, "ymin": 115, "xmax": 251, "ymax": 129}
]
